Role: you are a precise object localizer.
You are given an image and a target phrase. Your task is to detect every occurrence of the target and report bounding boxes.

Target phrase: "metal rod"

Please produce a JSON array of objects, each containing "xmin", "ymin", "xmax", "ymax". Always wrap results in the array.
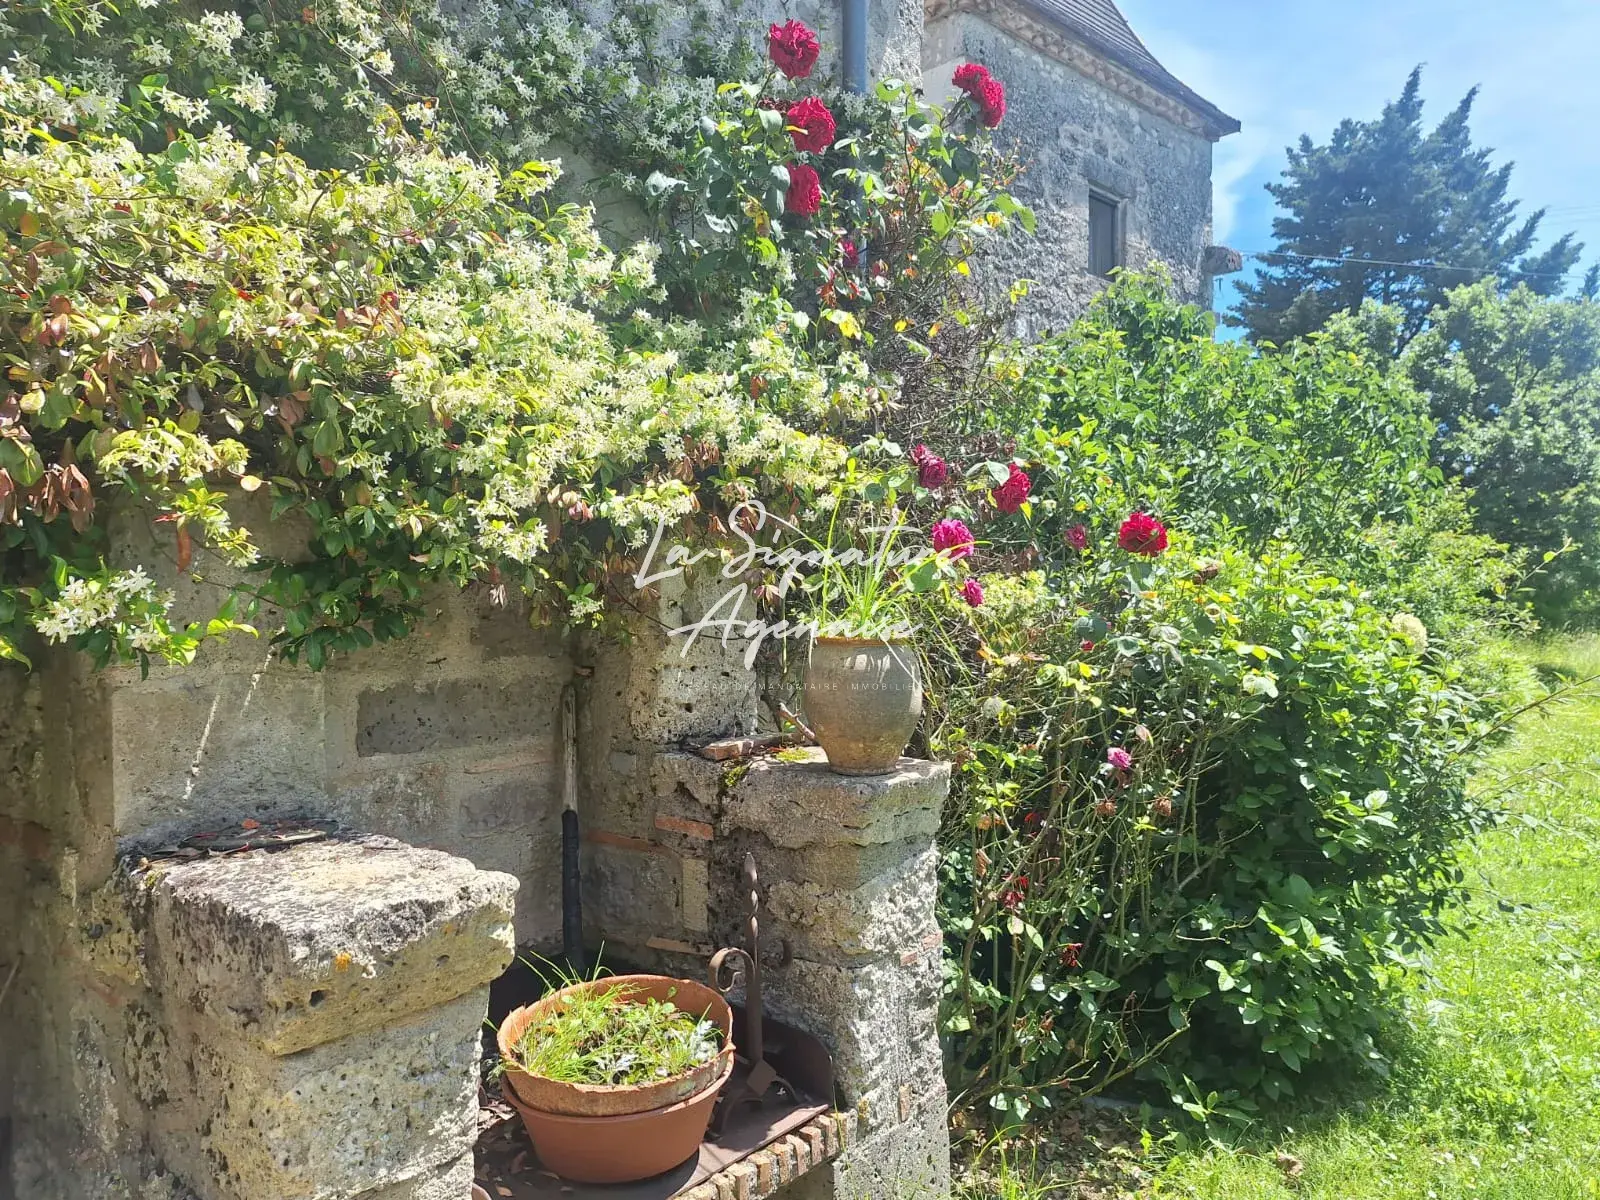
[{"xmin": 842, "ymin": 0, "xmax": 868, "ymax": 93}]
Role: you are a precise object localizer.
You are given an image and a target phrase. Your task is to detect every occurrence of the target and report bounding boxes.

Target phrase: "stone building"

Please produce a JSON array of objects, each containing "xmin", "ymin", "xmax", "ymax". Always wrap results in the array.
[
  {"xmin": 923, "ymin": 0, "xmax": 1242, "ymax": 331},
  {"xmin": 739, "ymin": 0, "xmax": 1242, "ymax": 330}
]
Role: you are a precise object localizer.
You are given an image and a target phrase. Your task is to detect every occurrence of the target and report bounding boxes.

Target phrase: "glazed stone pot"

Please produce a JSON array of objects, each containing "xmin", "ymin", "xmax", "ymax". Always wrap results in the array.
[
  {"xmin": 496, "ymin": 975, "xmax": 734, "ymax": 1184},
  {"xmin": 802, "ymin": 636, "xmax": 923, "ymax": 775}
]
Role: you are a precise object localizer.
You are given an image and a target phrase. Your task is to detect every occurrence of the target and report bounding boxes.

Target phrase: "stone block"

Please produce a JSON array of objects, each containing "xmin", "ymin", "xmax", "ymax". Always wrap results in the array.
[
  {"xmin": 783, "ymin": 1092, "xmax": 948, "ymax": 1200},
  {"xmin": 356, "ymin": 678, "xmax": 548, "ymax": 757},
  {"xmin": 681, "ymin": 856, "xmax": 711, "ymax": 933},
  {"xmin": 762, "ymin": 955, "xmax": 942, "ymax": 1104},
  {"xmin": 760, "ymin": 846, "xmax": 937, "ymax": 961},
  {"xmin": 152, "ymin": 991, "xmax": 486, "ymax": 1200},
  {"xmin": 583, "ymin": 838, "xmax": 681, "ymax": 945},
  {"xmin": 109, "ymin": 669, "xmax": 327, "ymax": 843},
  {"xmin": 722, "ymin": 753, "xmax": 947, "ymax": 849},
  {"xmin": 143, "ymin": 836, "xmax": 516, "ymax": 1056}
]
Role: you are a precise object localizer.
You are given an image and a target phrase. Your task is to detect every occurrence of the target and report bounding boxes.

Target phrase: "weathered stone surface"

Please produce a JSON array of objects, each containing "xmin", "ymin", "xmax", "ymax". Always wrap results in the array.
[
  {"xmin": 143, "ymin": 836, "xmax": 516, "ymax": 1055},
  {"xmin": 584, "ymin": 838, "xmax": 681, "ymax": 945},
  {"xmin": 151, "ymin": 991, "xmax": 486, "ymax": 1200},
  {"xmin": 923, "ymin": 7, "xmax": 1220, "ymax": 334},
  {"xmin": 722, "ymin": 751, "xmax": 948, "ymax": 848},
  {"xmin": 761, "ymin": 846, "xmax": 938, "ymax": 960},
  {"xmin": 357, "ymin": 677, "xmax": 548, "ymax": 756},
  {"xmin": 110, "ymin": 668, "xmax": 327, "ymax": 843},
  {"xmin": 351, "ymin": 1152, "xmax": 473, "ymax": 1200},
  {"xmin": 784, "ymin": 1091, "xmax": 949, "ymax": 1200}
]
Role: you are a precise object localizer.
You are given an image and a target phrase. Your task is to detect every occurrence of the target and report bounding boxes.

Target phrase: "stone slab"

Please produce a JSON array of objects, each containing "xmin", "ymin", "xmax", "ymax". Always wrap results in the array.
[
  {"xmin": 721, "ymin": 752, "xmax": 948, "ymax": 848},
  {"xmin": 143, "ymin": 835, "xmax": 516, "ymax": 1055}
]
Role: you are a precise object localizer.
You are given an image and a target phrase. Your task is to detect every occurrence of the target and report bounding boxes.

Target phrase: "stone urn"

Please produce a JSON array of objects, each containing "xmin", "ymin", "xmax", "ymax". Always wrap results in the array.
[{"xmin": 802, "ymin": 636, "xmax": 923, "ymax": 775}]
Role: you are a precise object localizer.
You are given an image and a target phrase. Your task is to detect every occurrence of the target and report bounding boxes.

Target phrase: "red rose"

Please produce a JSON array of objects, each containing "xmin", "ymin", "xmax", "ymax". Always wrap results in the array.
[
  {"xmin": 840, "ymin": 237, "xmax": 860, "ymax": 267},
  {"xmin": 952, "ymin": 63, "xmax": 990, "ymax": 93},
  {"xmin": 784, "ymin": 163, "xmax": 822, "ymax": 216},
  {"xmin": 992, "ymin": 463, "xmax": 1031, "ymax": 513},
  {"xmin": 911, "ymin": 444, "xmax": 948, "ymax": 488},
  {"xmin": 1117, "ymin": 511, "xmax": 1169, "ymax": 556},
  {"xmin": 977, "ymin": 77, "xmax": 1006, "ymax": 127},
  {"xmin": 931, "ymin": 518, "xmax": 974, "ymax": 559},
  {"xmin": 1060, "ymin": 942, "xmax": 1084, "ymax": 968},
  {"xmin": 785, "ymin": 96, "xmax": 836, "ymax": 153},
  {"xmin": 1065, "ymin": 524, "xmax": 1089, "ymax": 552},
  {"xmin": 768, "ymin": 20, "xmax": 821, "ymax": 79}
]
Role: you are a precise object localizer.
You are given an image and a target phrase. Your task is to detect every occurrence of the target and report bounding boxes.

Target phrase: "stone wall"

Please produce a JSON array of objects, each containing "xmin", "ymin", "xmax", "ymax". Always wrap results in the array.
[
  {"xmin": 97, "ymin": 502, "xmax": 574, "ymax": 948},
  {"xmin": 924, "ymin": 8, "xmax": 1217, "ymax": 334},
  {"xmin": 3, "ymin": 506, "xmax": 954, "ymax": 1198},
  {"xmin": 0, "ymin": 500, "xmax": 567, "ymax": 1198}
]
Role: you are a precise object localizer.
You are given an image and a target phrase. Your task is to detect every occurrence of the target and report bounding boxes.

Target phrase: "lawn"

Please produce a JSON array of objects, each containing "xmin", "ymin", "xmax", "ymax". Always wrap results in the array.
[{"xmin": 958, "ymin": 637, "xmax": 1600, "ymax": 1200}]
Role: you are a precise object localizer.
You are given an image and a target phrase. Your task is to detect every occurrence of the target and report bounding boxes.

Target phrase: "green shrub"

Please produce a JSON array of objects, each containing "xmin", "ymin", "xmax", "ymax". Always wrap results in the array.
[
  {"xmin": 928, "ymin": 538, "xmax": 1495, "ymax": 1123},
  {"xmin": 976, "ymin": 276, "xmax": 1521, "ymax": 637}
]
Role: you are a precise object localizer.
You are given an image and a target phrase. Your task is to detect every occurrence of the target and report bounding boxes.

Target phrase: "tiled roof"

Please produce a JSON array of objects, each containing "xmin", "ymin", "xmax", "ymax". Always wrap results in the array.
[{"xmin": 1019, "ymin": 0, "xmax": 1239, "ymax": 135}]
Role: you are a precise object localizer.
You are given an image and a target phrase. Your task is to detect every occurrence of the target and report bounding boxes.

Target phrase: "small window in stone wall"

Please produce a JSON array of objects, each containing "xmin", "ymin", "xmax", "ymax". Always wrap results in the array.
[{"xmin": 1089, "ymin": 191, "xmax": 1123, "ymax": 278}]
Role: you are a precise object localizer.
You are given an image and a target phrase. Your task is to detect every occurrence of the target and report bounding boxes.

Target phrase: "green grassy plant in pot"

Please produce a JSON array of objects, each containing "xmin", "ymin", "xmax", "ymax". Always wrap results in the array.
[
  {"xmin": 800, "ymin": 504, "xmax": 971, "ymax": 775},
  {"xmin": 495, "ymin": 973, "xmax": 734, "ymax": 1184}
]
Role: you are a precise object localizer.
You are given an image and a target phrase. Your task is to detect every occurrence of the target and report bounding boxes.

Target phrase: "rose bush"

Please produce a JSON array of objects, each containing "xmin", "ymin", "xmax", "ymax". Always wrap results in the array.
[{"xmin": 925, "ymin": 539, "xmax": 1495, "ymax": 1125}]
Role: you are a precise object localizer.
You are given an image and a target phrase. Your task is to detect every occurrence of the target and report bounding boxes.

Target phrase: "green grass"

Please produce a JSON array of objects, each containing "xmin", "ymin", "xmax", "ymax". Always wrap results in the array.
[
  {"xmin": 957, "ymin": 636, "xmax": 1600, "ymax": 1199},
  {"xmin": 1150, "ymin": 635, "xmax": 1600, "ymax": 1200}
]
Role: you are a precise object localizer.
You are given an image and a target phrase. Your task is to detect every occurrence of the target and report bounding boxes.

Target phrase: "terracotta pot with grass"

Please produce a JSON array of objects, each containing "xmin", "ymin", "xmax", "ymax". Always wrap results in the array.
[{"xmin": 495, "ymin": 974, "xmax": 734, "ymax": 1184}]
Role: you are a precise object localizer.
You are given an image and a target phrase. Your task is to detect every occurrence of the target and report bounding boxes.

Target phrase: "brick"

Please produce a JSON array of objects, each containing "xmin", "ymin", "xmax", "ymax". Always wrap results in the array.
[
  {"xmin": 729, "ymin": 1162, "xmax": 758, "ymax": 1200},
  {"xmin": 803, "ymin": 1122, "xmax": 825, "ymax": 1165},
  {"xmin": 786, "ymin": 1132, "xmax": 811, "ymax": 1172},
  {"xmin": 655, "ymin": 813, "xmax": 715, "ymax": 840},
  {"xmin": 817, "ymin": 1114, "xmax": 838, "ymax": 1156}
]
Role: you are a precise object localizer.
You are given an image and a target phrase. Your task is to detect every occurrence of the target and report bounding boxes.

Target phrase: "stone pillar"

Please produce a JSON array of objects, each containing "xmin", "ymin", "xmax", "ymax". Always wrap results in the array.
[
  {"xmin": 128, "ymin": 837, "xmax": 515, "ymax": 1200},
  {"xmin": 642, "ymin": 749, "xmax": 952, "ymax": 1200}
]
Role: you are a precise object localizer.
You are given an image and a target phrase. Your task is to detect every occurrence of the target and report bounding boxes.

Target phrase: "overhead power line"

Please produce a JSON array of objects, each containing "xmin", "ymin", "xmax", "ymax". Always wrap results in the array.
[{"xmin": 1238, "ymin": 249, "xmax": 1578, "ymax": 284}]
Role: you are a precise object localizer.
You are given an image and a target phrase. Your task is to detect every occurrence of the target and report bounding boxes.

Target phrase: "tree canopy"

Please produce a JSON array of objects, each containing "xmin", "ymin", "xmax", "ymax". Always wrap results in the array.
[
  {"xmin": 1233, "ymin": 68, "xmax": 1586, "ymax": 346},
  {"xmin": 1405, "ymin": 283, "xmax": 1600, "ymax": 622}
]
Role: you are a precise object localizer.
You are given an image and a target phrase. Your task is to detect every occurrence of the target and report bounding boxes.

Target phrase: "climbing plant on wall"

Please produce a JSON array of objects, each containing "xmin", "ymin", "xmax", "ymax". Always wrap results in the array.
[{"xmin": 0, "ymin": 2, "xmax": 1027, "ymax": 670}]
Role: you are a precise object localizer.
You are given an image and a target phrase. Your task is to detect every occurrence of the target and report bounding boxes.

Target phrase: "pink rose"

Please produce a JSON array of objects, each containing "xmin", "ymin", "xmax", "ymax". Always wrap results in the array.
[
  {"xmin": 961, "ymin": 577, "xmax": 984, "ymax": 607},
  {"xmin": 932, "ymin": 518, "xmax": 974, "ymax": 559}
]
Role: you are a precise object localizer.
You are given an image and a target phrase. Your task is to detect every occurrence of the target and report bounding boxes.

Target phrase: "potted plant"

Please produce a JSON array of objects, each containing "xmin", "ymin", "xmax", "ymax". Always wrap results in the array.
[
  {"xmin": 799, "ymin": 504, "xmax": 967, "ymax": 775},
  {"xmin": 495, "ymin": 973, "xmax": 734, "ymax": 1184}
]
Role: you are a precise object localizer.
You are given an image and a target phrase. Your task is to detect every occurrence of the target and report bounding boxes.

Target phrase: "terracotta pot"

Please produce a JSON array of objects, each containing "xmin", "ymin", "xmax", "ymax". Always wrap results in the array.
[
  {"xmin": 501, "ymin": 1053, "xmax": 732, "ymax": 1184},
  {"xmin": 496, "ymin": 975, "xmax": 734, "ymax": 1117},
  {"xmin": 802, "ymin": 636, "xmax": 923, "ymax": 775}
]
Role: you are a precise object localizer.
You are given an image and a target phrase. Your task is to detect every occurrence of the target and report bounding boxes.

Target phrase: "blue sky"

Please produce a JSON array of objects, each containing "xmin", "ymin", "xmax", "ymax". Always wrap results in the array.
[{"xmin": 1116, "ymin": 0, "xmax": 1600, "ymax": 315}]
